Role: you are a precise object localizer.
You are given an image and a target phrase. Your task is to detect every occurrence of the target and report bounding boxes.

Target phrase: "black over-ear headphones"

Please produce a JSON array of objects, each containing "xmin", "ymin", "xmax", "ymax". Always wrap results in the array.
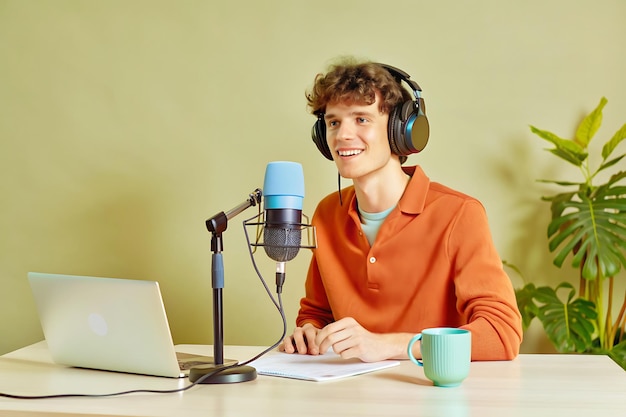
[{"xmin": 311, "ymin": 63, "xmax": 430, "ymax": 161}]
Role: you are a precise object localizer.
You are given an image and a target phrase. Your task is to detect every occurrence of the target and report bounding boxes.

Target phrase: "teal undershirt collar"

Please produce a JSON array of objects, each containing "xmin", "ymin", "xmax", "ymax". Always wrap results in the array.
[{"xmin": 359, "ymin": 205, "xmax": 395, "ymax": 246}]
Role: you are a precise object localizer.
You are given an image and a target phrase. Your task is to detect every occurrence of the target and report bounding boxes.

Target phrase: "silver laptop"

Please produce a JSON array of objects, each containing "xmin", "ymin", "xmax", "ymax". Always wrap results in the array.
[{"xmin": 28, "ymin": 272, "xmax": 222, "ymax": 378}]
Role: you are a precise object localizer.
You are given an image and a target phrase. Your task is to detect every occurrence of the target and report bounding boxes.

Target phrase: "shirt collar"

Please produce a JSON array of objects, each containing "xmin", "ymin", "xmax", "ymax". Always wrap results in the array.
[{"xmin": 399, "ymin": 165, "xmax": 430, "ymax": 214}]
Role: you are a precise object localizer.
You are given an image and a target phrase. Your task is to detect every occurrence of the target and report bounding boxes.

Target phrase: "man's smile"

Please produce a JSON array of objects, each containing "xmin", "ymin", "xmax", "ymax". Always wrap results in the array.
[{"xmin": 337, "ymin": 149, "xmax": 363, "ymax": 157}]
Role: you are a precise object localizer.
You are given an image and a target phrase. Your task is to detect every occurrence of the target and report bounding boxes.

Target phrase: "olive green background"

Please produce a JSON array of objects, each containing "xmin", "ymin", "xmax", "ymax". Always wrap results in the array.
[{"xmin": 2, "ymin": 0, "xmax": 625, "ymax": 355}]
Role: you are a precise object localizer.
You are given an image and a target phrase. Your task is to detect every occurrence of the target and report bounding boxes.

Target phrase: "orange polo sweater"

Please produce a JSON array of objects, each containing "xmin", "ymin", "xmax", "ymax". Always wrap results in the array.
[{"xmin": 296, "ymin": 165, "xmax": 522, "ymax": 360}]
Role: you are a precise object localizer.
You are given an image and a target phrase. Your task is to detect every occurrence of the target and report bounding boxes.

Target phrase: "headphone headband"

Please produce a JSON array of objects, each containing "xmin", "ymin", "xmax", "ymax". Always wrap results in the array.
[{"xmin": 377, "ymin": 63, "xmax": 423, "ymax": 100}]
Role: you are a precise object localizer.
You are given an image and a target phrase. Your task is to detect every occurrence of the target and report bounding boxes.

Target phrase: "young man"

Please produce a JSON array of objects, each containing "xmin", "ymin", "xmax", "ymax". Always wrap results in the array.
[{"xmin": 280, "ymin": 58, "xmax": 522, "ymax": 362}]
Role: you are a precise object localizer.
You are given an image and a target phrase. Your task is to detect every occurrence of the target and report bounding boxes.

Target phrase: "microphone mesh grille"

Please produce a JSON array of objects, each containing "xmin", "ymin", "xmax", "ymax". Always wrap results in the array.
[{"xmin": 263, "ymin": 227, "xmax": 302, "ymax": 262}]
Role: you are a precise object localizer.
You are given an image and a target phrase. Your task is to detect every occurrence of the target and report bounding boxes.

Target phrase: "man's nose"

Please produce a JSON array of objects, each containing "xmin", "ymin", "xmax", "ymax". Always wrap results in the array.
[{"xmin": 336, "ymin": 120, "xmax": 355, "ymax": 139}]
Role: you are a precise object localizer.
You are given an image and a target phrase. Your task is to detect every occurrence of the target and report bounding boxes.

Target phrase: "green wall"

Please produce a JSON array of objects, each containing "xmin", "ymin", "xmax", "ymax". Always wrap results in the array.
[{"xmin": 1, "ymin": 0, "xmax": 625, "ymax": 355}]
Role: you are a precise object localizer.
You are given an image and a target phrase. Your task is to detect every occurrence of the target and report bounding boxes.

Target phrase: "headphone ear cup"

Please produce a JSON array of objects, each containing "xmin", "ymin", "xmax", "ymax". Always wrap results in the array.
[
  {"xmin": 387, "ymin": 104, "xmax": 404, "ymax": 156},
  {"xmin": 311, "ymin": 118, "xmax": 334, "ymax": 161},
  {"xmin": 406, "ymin": 107, "xmax": 429, "ymax": 153},
  {"xmin": 388, "ymin": 100, "xmax": 429, "ymax": 156}
]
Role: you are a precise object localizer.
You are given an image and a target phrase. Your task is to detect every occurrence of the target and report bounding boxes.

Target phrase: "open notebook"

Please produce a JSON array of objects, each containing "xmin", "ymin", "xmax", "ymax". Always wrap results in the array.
[{"xmin": 28, "ymin": 272, "xmax": 231, "ymax": 378}]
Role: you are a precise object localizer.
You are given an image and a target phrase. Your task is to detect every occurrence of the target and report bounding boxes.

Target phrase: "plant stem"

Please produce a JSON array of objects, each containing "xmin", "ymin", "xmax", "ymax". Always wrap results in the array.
[
  {"xmin": 613, "ymin": 290, "xmax": 626, "ymax": 345},
  {"xmin": 604, "ymin": 277, "xmax": 613, "ymax": 350},
  {"xmin": 579, "ymin": 274, "xmax": 585, "ymax": 298},
  {"xmin": 595, "ymin": 274, "xmax": 605, "ymax": 349}
]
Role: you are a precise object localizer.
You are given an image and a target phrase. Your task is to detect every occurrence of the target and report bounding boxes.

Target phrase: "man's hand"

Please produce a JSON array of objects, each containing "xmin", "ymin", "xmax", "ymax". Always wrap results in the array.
[
  {"xmin": 280, "ymin": 318, "xmax": 419, "ymax": 362},
  {"xmin": 279, "ymin": 323, "xmax": 322, "ymax": 355},
  {"xmin": 315, "ymin": 317, "xmax": 416, "ymax": 362}
]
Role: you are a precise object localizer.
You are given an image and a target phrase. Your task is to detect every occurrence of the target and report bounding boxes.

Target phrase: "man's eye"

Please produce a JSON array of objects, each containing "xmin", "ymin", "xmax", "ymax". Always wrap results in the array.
[
  {"xmin": 357, "ymin": 117, "xmax": 367, "ymax": 123},
  {"xmin": 328, "ymin": 121, "xmax": 338, "ymax": 127}
]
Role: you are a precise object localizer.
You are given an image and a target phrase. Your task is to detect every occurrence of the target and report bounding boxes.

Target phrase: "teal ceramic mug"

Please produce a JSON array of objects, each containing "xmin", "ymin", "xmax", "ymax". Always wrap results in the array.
[{"xmin": 407, "ymin": 328, "xmax": 471, "ymax": 387}]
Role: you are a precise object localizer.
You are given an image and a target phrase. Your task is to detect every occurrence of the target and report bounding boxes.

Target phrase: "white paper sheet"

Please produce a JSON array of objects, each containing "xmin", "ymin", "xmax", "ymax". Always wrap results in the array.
[{"xmin": 249, "ymin": 351, "xmax": 400, "ymax": 382}]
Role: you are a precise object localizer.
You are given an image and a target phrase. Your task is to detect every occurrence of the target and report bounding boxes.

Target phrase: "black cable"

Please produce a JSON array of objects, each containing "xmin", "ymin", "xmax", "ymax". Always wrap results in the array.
[
  {"xmin": 1, "ymin": 297, "xmax": 287, "ymax": 400},
  {"xmin": 0, "ymin": 211, "xmax": 289, "ymax": 400}
]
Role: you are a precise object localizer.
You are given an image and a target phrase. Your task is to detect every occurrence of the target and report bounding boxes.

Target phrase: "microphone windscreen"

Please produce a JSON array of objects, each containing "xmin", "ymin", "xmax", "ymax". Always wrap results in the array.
[
  {"xmin": 263, "ymin": 227, "xmax": 301, "ymax": 262},
  {"xmin": 263, "ymin": 161, "xmax": 304, "ymax": 210}
]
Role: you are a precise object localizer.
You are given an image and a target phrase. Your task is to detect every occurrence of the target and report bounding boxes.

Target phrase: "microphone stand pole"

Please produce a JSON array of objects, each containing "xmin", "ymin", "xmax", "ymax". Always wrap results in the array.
[{"xmin": 188, "ymin": 189, "xmax": 262, "ymax": 384}]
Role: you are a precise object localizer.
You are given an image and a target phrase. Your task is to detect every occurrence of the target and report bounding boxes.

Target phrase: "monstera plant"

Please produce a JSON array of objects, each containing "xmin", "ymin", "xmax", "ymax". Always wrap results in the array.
[{"xmin": 514, "ymin": 97, "xmax": 626, "ymax": 370}]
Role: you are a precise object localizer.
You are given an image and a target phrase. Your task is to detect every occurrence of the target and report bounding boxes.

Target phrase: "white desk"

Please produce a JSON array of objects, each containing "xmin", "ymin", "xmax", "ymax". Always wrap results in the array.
[{"xmin": 0, "ymin": 341, "xmax": 624, "ymax": 417}]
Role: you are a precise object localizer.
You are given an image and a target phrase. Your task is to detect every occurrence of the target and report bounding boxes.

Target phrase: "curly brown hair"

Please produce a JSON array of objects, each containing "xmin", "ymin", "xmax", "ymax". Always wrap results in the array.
[{"xmin": 306, "ymin": 58, "xmax": 411, "ymax": 116}]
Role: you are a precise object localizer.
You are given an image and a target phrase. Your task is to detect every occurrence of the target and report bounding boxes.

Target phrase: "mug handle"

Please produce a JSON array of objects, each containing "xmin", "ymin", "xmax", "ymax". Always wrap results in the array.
[{"xmin": 407, "ymin": 333, "xmax": 423, "ymax": 367}]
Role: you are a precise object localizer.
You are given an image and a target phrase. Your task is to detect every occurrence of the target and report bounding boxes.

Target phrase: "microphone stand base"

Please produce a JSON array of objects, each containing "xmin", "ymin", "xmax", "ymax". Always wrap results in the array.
[{"xmin": 189, "ymin": 364, "xmax": 257, "ymax": 384}]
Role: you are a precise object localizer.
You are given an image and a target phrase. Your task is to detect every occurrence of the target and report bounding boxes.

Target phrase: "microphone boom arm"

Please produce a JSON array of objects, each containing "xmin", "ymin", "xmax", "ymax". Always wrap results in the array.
[
  {"xmin": 225, "ymin": 188, "xmax": 263, "ymax": 221},
  {"xmin": 206, "ymin": 188, "xmax": 262, "ymax": 234}
]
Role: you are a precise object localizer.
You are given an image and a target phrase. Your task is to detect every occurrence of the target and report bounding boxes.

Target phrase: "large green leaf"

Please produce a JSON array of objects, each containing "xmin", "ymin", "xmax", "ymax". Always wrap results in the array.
[
  {"xmin": 597, "ymin": 154, "xmax": 625, "ymax": 174},
  {"xmin": 603, "ymin": 171, "xmax": 626, "ymax": 189},
  {"xmin": 546, "ymin": 181, "xmax": 626, "ymax": 280},
  {"xmin": 530, "ymin": 125, "xmax": 588, "ymax": 166},
  {"xmin": 607, "ymin": 340, "xmax": 626, "ymax": 371},
  {"xmin": 541, "ymin": 191, "xmax": 578, "ymax": 219},
  {"xmin": 575, "ymin": 96, "xmax": 607, "ymax": 147},
  {"xmin": 601, "ymin": 123, "xmax": 626, "ymax": 160},
  {"xmin": 514, "ymin": 283, "xmax": 540, "ymax": 330},
  {"xmin": 533, "ymin": 283, "xmax": 597, "ymax": 353}
]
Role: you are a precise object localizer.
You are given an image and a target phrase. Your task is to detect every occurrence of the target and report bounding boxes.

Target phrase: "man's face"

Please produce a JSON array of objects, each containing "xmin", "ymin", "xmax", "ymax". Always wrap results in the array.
[{"xmin": 324, "ymin": 94, "xmax": 394, "ymax": 181}]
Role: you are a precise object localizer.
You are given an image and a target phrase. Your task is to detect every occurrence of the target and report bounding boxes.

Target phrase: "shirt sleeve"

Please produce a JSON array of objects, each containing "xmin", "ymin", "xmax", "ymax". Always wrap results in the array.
[
  {"xmin": 450, "ymin": 200, "xmax": 523, "ymax": 360},
  {"xmin": 295, "ymin": 250, "xmax": 335, "ymax": 329}
]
